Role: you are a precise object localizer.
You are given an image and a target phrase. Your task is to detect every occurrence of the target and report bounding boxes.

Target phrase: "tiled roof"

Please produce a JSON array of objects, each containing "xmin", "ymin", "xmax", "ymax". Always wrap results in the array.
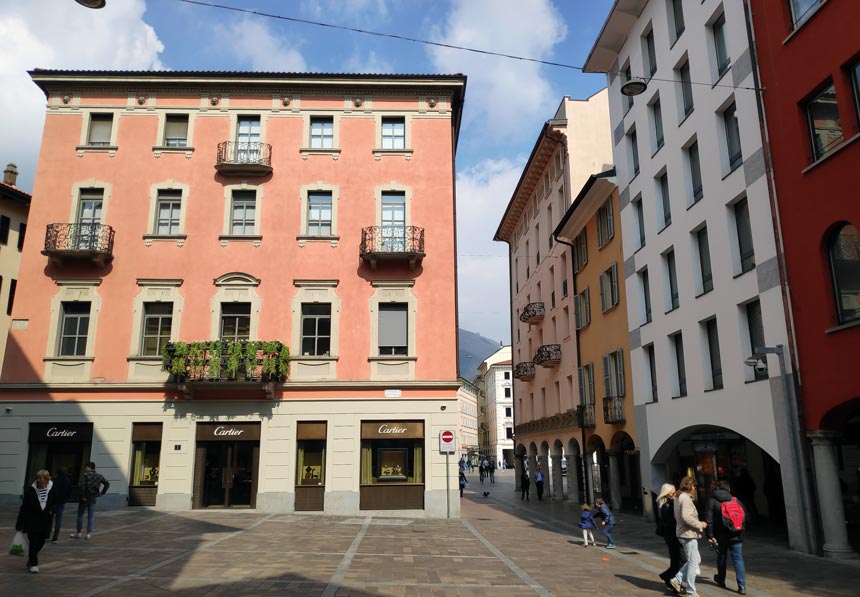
[
  {"xmin": 0, "ymin": 181, "xmax": 31, "ymax": 204},
  {"xmin": 29, "ymin": 69, "xmax": 465, "ymax": 80}
]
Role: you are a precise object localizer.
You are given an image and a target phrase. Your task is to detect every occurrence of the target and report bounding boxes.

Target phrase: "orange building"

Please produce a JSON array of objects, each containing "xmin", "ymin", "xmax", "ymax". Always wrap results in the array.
[{"xmin": 0, "ymin": 70, "xmax": 465, "ymax": 516}]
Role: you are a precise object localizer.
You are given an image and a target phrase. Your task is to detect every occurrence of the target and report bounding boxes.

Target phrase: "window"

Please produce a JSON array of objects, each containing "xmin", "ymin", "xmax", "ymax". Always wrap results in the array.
[
  {"xmin": 790, "ymin": 0, "xmax": 819, "ymax": 28},
  {"xmin": 381, "ymin": 191, "xmax": 407, "ymax": 251},
  {"xmin": 505, "ymin": 427, "xmax": 514, "ymax": 439},
  {"xmin": 602, "ymin": 350, "xmax": 625, "ymax": 398},
  {"xmin": 76, "ymin": 190, "xmax": 103, "ymax": 250},
  {"xmin": 689, "ymin": 142, "xmax": 703, "ymax": 202},
  {"xmin": 535, "ymin": 223, "xmax": 541, "ymax": 264},
  {"xmin": 746, "ymin": 300, "xmax": 768, "ymax": 381},
  {"xmin": 504, "ymin": 371, "xmax": 510, "ymax": 380},
  {"xmin": 378, "ymin": 303, "xmax": 408, "ymax": 355},
  {"xmin": 155, "ymin": 190, "xmax": 181, "ymax": 235},
  {"xmin": 670, "ymin": 0, "xmax": 685, "ymax": 40},
  {"xmin": 163, "ymin": 115, "xmax": 188, "ymax": 147},
  {"xmin": 310, "ymin": 116, "xmax": 334, "ymax": 148},
  {"xmin": 574, "ymin": 287, "xmax": 591, "ymax": 330},
  {"xmin": 599, "ymin": 263, "xmax": 619, "ymax": 312},
  {"xmin": 131, "ymin": 425, "xmax": 162, "ymax": 487},
  {"xmin": 644, "ymin": 344, "xmax": 658, "ymax": 402},
  {"xmin": 652, "ymin": 98, "xmax": 664, "ymax": 150},
  {"xmin": 573, "ymin": 231, "xmax": 588, "ymax": 272},
  {"xmin": 671, "ymin": 332, "xmax": 687, "ymax": 397},
  {"xmin": 641, "ymin": 269, "xmax": 652, "ymax": 323},
  {"xmin": 87, "ymin": 114, "xmax": 113, "ymax": 146},
  {"xmin": 829, "ymin": 224, "xmax": 860, "ymax": 324},
  {"xmin": 679, "ymin": 60, "xmax": 694, "ymax": 116},
  {"xmin": 724, "ymin": 102, "xmax": 743, "ymax": 170},
  {"xmin": 734, "ymin": 198, "xmax": 756, "ymax": 273},
  {"xmin": 666, "ymin": 249, "xmax": 679, "ymax": 310},
  {"xmin": 644, "ymin": 29, "xmax": 657, "ymax": 77},
  {"xmin": 713, "ymin": 13, "xmax": 730, "ymax": 76},
  {"xmin": 6, "ymin": 279, "xmax": 16, "ymax": 316},
  {"xmin": 705, "ymin": 318, "xmax": 723, "ymax": 389},
  {"xmin": 578, "ymin": 363, "xmax": 595, "ymax": 405},
  {"xmin": 59, "ymin": 302, "xmax": 90, "ymax": 356},
  {"xmin": 0, "ymin": 215, "xmax": 9, "ymax": 244},
  {"xmin": 806, "ymin": 83, "xmax": 842, "ymax": 161},
  {"xmin": 623, "ymin": 65, "xmax": 634, "ymax": 112},
  {"xmin": 307, "ymin": 191, "xmax": 332, "ymax": 236},
  {"xmin": 381, "ymin": 117, "xmax": 405, "ymax": 149},
  {"xmin": 221, "ymin": 303, "xmax": 251, "ymax": 341},
  {"xmin": 697, "ymin": 227, "xmax": 713, "ymax": 294},
  {"xmin": 634, "ymin": 197, "xmax": 646, "ymax": 249},
  {"xmin": 659, "ymin": 172, "xmax": 672, "ymax": 228},
  {"xmin": 597, "ymin": 200, "xmax": 614, "ymax": 247},
  {"xmin": 141, "ymin": 302, "xmax": 172, "ymax": 356},
  {"xmin": 230, "ymin": 190, "xmax": 256, "ymax": 235},
  {"xmin": 629, "ymin": 130, "xmax": 640, "ymax": 177},
  {"xmin": 301, "ymin": 303, "xmax": 331, "ymax": 356},
  {"xmin": 17, "ymin": 223, "xmax": 26, "ymax": 251},
  {"xmin": 504, "ymin": 387, "xmax": 512, "ymax": 398},
  {"xmin": 505, "ymin": 407, "xmax": 512, "ymax": 417},
  {"xmin": 236, "ymin": 115, "xmax": 261, "ymax": 158}
]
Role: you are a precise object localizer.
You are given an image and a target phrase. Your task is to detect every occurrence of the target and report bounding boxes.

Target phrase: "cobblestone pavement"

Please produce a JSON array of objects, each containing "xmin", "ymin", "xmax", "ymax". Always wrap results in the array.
[{"xmin": 1, "ymin": 471, "xmax": 857, "ymax": 596}]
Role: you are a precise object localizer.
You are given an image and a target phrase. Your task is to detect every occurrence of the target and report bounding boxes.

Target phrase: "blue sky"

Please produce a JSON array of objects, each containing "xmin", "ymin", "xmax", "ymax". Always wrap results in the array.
[{"xmin": 1, "ymin": 0, "xmax": 614, "ymax": 343}]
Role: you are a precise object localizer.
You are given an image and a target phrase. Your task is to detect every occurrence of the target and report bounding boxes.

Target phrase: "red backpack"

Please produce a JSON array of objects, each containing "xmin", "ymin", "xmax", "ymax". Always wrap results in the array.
[{"xmin": 720, "ymin": 497, "xmax": 746, "ymax": 532}]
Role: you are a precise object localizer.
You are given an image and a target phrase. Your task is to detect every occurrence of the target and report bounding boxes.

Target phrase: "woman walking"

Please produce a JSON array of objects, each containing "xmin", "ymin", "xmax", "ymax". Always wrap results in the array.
[
  {"xmin": 50, "ymin": 466, "xmax": 73, "ymax": 543},
  {"xmin": 656, "ymin": 483, "xmax": 684, "ymax": 589},
  {"xmin": 671, "ymin": 476, "xmax": 707, "ymax": 596},
  {"xmin": 578, "ymin": 504, "xmax": 597, "ymax": 546},
  {"xmin": 16, "ymin": 470, "xmax": 57, "ymax": 573},
  {"xmin": 520, "ymin": 468, "xmax": 530, "ymax": 501}
]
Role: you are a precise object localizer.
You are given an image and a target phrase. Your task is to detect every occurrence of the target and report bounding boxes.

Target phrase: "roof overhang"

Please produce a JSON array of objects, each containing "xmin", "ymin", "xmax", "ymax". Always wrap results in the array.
[
  {"xmin": 583, "ymin": 0, "xmax": 648, "ymax": 73},
  {"xmin": 554, "ymin": 169, "xmax": 617, "ymax": 240}
]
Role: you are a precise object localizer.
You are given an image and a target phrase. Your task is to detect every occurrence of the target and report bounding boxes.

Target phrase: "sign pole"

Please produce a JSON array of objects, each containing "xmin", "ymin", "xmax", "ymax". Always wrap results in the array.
[{"xmin": 446, "ymin": 451, "xmax": 450, "ymax": 519}]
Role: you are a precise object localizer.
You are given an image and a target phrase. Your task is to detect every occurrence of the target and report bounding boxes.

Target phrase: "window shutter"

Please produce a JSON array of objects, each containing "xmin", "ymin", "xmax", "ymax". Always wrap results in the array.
[
  {"xmin": 616, "ymin": 350, "xmax": 625, "ymax": 396},
  {"xmin": 600, "ymin": 272, "xmax": 607, "ymax": 311},
  {"xmin": 607, "ymin": 200, "xmax": 614, "ymax": 240},
  {"xmin": 602, "ymin": 355, "xmax": 611, "ymax": 397},
  {"xmin": 587, "ymin": 364, "xmax": 595, "ymax": 403},
  {"xmin": 574, "ymin": 295, "xmax": 582, "ymax": 329},
  {"xmin": 164, "ymin": 115, "xmax": 188, "ymax": 141},
  {"xmin": 89, "ymin": 114, "xmax": 112, "ymax": 145},
  {"xmin": 378, "ymin": 303, "xmax": 407, "ymax": 348},
  {"xmin": 611, "ymin": 263, "xmax": 619, "ymax": 306},
  {"xmin": 578, "ymin": 367, "xmax": 585, "ymax": 402},
  {"xmin": 584, "ymin": 287, "xmax": 591, "ymax": 325},
  {"xmin": 747, "ymin": 301, "xmax": 765, "ymax": 353}
]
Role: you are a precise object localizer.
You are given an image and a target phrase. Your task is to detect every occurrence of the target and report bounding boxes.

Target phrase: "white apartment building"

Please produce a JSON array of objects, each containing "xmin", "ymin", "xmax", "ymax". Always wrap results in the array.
[
  {"xmin": 477, "ymin": 346, "xmax": 514, "ymax": 468},
  {"xmin": 585, "ymin": 0, "xmax": 812, "ymax": 552},
  {"xmin": 456, "ymin": 377, "xmax": 480, "ymax": 463}
]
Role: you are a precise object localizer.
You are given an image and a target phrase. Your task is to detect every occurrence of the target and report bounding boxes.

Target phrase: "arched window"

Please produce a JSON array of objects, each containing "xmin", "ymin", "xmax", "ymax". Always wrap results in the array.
[{"xmin": 829, "ymin": 224, "xmax": 860, "ymax": 324}]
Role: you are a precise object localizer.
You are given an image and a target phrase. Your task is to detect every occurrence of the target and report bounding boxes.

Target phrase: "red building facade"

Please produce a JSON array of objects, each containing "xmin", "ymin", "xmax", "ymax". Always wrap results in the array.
[{"xmin": 749, "ymin": 0, "xmax": 860, "ymax": 557}]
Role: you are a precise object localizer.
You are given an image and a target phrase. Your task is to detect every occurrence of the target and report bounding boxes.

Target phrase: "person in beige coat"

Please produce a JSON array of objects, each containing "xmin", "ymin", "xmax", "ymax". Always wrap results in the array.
[{"xmin": 670, "ymin": 476, "xmax": 707, "ymax": 596}]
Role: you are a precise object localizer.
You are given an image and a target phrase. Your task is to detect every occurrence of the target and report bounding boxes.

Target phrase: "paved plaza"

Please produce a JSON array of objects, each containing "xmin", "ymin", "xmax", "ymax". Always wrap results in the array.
[{"xmin": 1, "ymin": 471, "xmax": 857, "ymax": 596}]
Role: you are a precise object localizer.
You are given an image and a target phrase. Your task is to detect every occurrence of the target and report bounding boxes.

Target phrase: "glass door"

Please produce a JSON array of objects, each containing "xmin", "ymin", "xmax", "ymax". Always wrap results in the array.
[
  {"xmin": 202, "ymin": 443, "xmax": 229, "ymax": 507},
  {"xmin": 77, "ymin": 198, "xmax": 102, "ymax": 250},
  {"xmin": 381, "ymin": 192, "xmax": 406, "ymax": 252},
  {"xmin": 236, "ymin": 116, "xmax": 260, "ymax": 163},
  {"xmin": 229, "ymin": 443, "xmax": 254, "ymax": 507}
]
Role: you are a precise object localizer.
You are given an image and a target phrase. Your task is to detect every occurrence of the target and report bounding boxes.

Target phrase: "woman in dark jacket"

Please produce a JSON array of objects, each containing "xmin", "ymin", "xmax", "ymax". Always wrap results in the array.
[
  {"xmin": 50, "ymin": 467, "xmax": 73, "ymax": 543},
  {"xmin": 16, "ymin": 469, "xmax": 57, "ymax": 573},
  {"xmin": 656, "ymin": 483, "xmax": 684, "ymax": 588}
]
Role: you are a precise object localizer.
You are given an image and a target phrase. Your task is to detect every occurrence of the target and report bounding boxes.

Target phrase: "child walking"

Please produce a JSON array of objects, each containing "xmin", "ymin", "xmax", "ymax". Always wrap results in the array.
[{"xmin": 578, "ymin": 504, "xmax": 597, "ymax": 546}]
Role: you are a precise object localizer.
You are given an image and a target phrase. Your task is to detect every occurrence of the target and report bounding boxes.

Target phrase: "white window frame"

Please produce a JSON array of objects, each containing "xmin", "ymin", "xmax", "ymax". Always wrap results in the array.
[
  {"xmin": 145, "ymin": 181, "xmax": 189, "ymax": 245},
  {"xmin": 369, "ymin": 280, "xmax": 417, "ymax": 381},
  {"xmin": 302, "ymin": 113, "xmax": 341, "ymax": 158},
  {"xmin": 374, "ymin": 114, "xmax": 413, "ymax": 159},
  {"xmin": 290, "ymin": 280, "xmax": 340, "ymax": 381},
  {"xmin": 44, "ymin": 279, "xmax": 102, "ymax": 382},
  {"xmin": 128, "ymin": 279, "xmax": 183, "ymax": 381},
  {"xmin": 221, "ymin": 184, "xmax": 262, "ymax": 245}
]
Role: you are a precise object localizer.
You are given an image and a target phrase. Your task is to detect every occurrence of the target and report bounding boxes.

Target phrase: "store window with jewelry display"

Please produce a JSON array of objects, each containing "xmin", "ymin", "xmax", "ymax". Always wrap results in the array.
[{"xmin": 359, "ymin": 421, "xmax": 425, "ymax": 510}]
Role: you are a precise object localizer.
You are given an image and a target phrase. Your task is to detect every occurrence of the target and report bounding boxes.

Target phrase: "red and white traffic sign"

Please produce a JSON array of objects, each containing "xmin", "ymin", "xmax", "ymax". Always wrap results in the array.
[{"xmin": 439, "ymin": 430, "xmax": 456, "ymax": 453}]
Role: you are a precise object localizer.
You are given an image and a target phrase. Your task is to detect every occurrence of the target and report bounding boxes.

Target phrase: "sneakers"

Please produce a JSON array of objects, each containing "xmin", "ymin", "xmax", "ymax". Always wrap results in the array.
[
  {"xmin": 714, "ymin": 575, "xmax": 726, "ymax": 588},
  {"xmin": 606, "ymin": 544, "xmax": 616, "ymax": 549},
  {"xmin": 70, "ymin": 532, "xmax": 80, "ymax": 538},
  {"xmin": 51, "ymin": 539, "xmax": 57, "ymax": 544},
  {"xmin": 29, "ymin": 565, "xmax": 39, "ymax": 574},
  {"xmin": 738, "ymin": 589, "xmax": 746, "ymax": 595},
  {"xmin": 669, "ymin": 578, "xmax": 683, "ymax": 594},
  {"xmin": 85, "ymin": 533, "xmax": 92, "ymax": 540}
]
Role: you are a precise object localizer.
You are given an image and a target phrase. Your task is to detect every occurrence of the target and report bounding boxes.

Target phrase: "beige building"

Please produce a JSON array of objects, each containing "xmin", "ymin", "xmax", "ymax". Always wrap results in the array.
[
  {"xmin": 456, "ymin": 377, "xmax": 479, "ymax": 463},
  {"xmin": 494, "ymin": 92, "xmax": 612, "ymax": 501},
  {"xmin": 0, "ymin": 164, "xmax": 30, "ymax": 374}
]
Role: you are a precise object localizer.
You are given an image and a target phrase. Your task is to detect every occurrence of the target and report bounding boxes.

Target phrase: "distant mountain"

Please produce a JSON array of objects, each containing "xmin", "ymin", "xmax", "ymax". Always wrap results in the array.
[{"xmin": 458, "ymin": 328, "xmax": 503, "ymax": 381}]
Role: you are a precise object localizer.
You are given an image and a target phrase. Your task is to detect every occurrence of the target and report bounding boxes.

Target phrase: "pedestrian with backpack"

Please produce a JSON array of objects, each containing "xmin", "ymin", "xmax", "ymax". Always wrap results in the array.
[
  {"xmin": 705, "ymin": 479, "xmax": 747, "ymax": 595},
  {"xmin": 71, "ymin": 462, "xmax": 109, "ymax": 541}
]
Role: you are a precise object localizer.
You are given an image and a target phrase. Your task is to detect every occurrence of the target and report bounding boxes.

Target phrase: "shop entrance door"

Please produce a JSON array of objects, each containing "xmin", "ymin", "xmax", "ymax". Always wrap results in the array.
[{"xmin": 200, "ymin": 442, "xmax": 258, "ymax": 508}]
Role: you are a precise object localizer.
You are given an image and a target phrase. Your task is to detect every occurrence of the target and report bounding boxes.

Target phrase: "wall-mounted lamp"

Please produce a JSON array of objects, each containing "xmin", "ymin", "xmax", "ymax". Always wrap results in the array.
[
  {"xmin": 620, "ymin": 77, "xmax": 648, "ymax": 96},
  {"xmin": 75, "ymin": 0, "xmax": 106, "ymax": 8}
]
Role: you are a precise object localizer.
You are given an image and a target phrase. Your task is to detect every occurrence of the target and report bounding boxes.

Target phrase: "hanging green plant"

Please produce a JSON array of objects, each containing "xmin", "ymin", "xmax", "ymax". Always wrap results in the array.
[
  {"xmin": 207, "ymin": 340, "xmax": 222, "ymax": 379},
  {"xmin": 244, "ymin": 340, "xmax": 260, "ymax": 378},
  {"xmin": 226, "ymin": 341, "xmax": 243, "ymax": 378},
  {"xmin": 277, "ymin": 342, "xmax": 290, "ymax": 380},
  {"xmin": 260, "ymin": 341, "xmax": 279, "ymax": 379},
  {"xmin": 189, "ymin": 342, "xmax": 208, "ymax": 378},
  {"xmin": 162, "ymin": 341, "xmax": 190, "ymax": 376}
]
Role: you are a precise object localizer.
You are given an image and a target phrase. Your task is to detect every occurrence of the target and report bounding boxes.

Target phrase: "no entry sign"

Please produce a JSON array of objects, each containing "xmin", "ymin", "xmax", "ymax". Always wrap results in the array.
[{"xmin": 439, "ymin": 429, "xmax": 456, "ymax": 453}]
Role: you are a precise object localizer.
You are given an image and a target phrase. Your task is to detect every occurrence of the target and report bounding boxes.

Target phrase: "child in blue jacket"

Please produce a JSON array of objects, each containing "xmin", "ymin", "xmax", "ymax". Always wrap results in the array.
[{"xmin": 578, "ymin": 504, "xmax": 597, "ymax": 546}]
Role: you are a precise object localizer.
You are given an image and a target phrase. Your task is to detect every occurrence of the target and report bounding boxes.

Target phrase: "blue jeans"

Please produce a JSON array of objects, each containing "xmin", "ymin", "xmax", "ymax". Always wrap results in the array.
[
  {"xmin": 76, "ymin": 498, "xmax": 96, "ymax": 533},
  {"xmin": 716, "ymin": 542, "xmax": 746, "ymax": 590},
  {"xmin": 51, "ymin": 503, "xmax": 66, "ymax": 541},
  {"xmin": 675, "ymin": 538, "xmax": 701, "ymax": 595},
  {"xmin": 603, "ymin": 523, "xmax": 615, "ymax": 546}
]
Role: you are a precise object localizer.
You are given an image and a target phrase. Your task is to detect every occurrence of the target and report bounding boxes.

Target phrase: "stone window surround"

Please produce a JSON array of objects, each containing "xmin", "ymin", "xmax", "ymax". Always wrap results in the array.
[
  {"xmin": 297, "ymin": 183, "xmax": 340, "ymax": 247},
  {"xmin": 369, "ymin": 280, "xmax": 417, "ymax": 381},
  {"xmin": 144, "ymin": 180, "xmax": 190, "ymax": 246},
  {"xmin": 151, "ymin": 110, "xmax": 197, "ymax": 158},
  {"xmin": 290, "ymin": 280, "xmax": 341, "ymax": 380},
  {"xmin": 44, "ymin": 279, "xmax": 102, "ymax": 382},
  {"xmin": 221, "ymin": 183, "xmax": 263, "ymax": 246},
  {"xmin": 68, "ymin": 180, "xmax": 112, "ymax": 224},
  {"xmin": 228, "ymin": 110, "xmax": 269, "ymax": 147},
  {"xmin": 76, "ymin": 108, "xmax": 120, "ymax": 156},
  {"xmin": 128, "ymin": 279, "xmax": 184, "ymax": 358},
  {"xmin": 209, "ymin": 272, "xmax": 261, "ymax": 341},
  {"xmin": 373, "ymin": 112, "xmax": 414, "ymax": 160},
  {"xmin": 301, "ymin": 111, "xmax": 342, "ymax": 159},
  {"xmin": 374, "ymin": 182, "xmax": 413, "ymax": 228}
]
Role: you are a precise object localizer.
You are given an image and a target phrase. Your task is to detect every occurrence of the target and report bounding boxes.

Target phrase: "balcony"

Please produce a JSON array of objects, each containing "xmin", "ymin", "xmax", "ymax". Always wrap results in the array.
[
  {"xmin": 514, "ymin": 410, "xmax": 578, "ymax": 436},
  {"xmin": 519, "ymin": 302, "xmax": 545, "ymax": 324},
  {"xmin": 533, "ymin": 344, "xmax": 561, "ymax": 368},
  {"xmin": 513, "ymin": 362, "xmax": 535, "ymax": 381},
  {"xmin": 42, "ymin": 223, "xmax": 114, "ymax": 266},
  {"xmin": 359, "ymin": 226, "xmax": 425, "ymax": 270},
  {"xmin": 215, "ymin": 141, "xmax": 272, "ymax": 177},
  {"xmin": 603, "ymin": 396, "xmax": 625, "ymax": 424},
  {"xmin": 580, "ymin": 404, "xmax": 596, "ymax": 428}
]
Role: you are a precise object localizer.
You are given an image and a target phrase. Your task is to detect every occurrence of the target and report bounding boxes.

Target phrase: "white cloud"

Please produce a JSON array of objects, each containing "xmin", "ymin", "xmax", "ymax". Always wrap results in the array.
[
  {"xmin": 0, "ymin": 0, "xmax": 165, "ymax": 190},
  {"xmin": 429, "ymin": 0, "xmax": 566, "ymax": 142},
  {"xmin": 456, "ymin": 157, "xmax": 526, "ymax": 342},
  {"xmin": 215, "ymin": 17, "xmax": 307, "ymax": 72},
  {"xmin": 344, "ymin": 49, "xmax": 394, "ymax": 74},
  {"xmin": 301, "ymin": 0, "xmax": 391, "ymax": 26}
]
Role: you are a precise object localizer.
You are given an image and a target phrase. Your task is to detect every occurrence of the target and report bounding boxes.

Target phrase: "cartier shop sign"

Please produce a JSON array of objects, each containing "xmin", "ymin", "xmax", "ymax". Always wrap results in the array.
[
  {"xmin": 361, "ymin": 421, "xmax": 424, "ymax": 439},
  {"xmin": 196, "ymin": 422, "xmax": 261, "ymax": 441},
  {"xmin": 29, "ymin": 423, "xmax": 93, "ymax": 443}
]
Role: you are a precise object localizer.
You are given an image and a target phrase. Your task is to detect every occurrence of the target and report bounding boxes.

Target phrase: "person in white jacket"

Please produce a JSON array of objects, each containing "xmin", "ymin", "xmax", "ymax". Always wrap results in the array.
[{"xmin": 670, "ymin": 476, "xmax": 707, "ymax": 596}]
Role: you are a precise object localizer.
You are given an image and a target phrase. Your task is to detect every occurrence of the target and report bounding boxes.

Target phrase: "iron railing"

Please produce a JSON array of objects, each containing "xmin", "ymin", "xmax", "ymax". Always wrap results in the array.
[
  {"xmin": 360, "ymin": 226, "xmax": 424, "ymax": 255},
  {"xmin": 519, "ymin": 302, "xmax": 545, "ymax": 324},
  {"xmin": 44, "ymin": 223, "xmax": 114, "ymax": 256},
  {"xmin": 603, "ymin": 396, "xmax": 625, "ymax": 424},
  {"xmin": 580, "ymin": 404, "xmax": 596, "ymax": 428},
  {"xmin": 216, "ymin": 141, "xmax": 272, "ymax": 166},
  {"xmin": 513, "ymin": 362, "xmax": 535, "ymax": 381},
  {"xmin": 533, "ymin": 344, "xmax": 561, "ymax": 367}
]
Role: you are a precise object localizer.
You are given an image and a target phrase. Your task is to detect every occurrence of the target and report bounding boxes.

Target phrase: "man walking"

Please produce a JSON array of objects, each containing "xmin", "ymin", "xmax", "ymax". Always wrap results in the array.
[
  {"xmin": 489, "ymin": 460, "xmax": 495, "ymax": 483},
  {"xmin": 705, "ymin": 479, "xmax": 747, "ymax": 595},
  {"xmin": 71, "ymin": 462, "xmax": 109, "ymax": 540},
  {"xmin": 534, "ymin": 465, "xmax": 545, "ymax": 501},
  {"xmin": 670, "ymin": 476, "xmax": 707, "ymax": 596},
  {"xmin": 595, "ymin": 498, "xmax": 616, "ymax": 548}
]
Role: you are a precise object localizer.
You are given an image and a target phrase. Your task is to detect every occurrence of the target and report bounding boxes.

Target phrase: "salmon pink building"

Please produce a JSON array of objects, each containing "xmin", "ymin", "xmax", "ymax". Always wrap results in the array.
[{"xmin": 0, "ymin": 70, "xmax": 466, "ymax": 517}]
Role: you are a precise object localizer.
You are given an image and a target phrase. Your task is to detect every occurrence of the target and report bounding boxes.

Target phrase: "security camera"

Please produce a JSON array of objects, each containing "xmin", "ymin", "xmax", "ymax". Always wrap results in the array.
[{"xmin": 755, "ymin": 360, "xmax": 768, "ymax": 375}]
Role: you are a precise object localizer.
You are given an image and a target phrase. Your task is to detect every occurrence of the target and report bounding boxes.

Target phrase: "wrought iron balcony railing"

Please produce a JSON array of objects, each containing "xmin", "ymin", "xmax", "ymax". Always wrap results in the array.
[
  {"xmin": 533, "ymin": 344, "xmax": 561, "ymax": 368},
  {"xmin": 215, "ymin": 141, "xmax": 273, "ymax": 176},
  {"xmin": 519, "ymin": 302, "xmax": 545, "ymax": 324},
  {"xmin": 359, "ymin": 226, "xmax": 425, "ymax": 270},
  {"xmin": 603, "ymin": 396, "xmax": 625, "ymax": 424},
  {"xmin": 42, "ymin": 223, "xmax": 115, "ymax": 265},
  {"xmin": 513, "ymin": 362, "xmax": 535, "ymax": 381},
  {"xmin": 580, "ymin": 404, "xmax": 596, "ymax": 428}
]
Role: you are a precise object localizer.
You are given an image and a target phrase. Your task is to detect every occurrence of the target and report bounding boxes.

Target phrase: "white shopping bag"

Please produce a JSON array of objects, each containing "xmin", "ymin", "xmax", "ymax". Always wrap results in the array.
[{"xmin": 9, "ymin": 531, "xmax": 28, "ymax": 556}]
